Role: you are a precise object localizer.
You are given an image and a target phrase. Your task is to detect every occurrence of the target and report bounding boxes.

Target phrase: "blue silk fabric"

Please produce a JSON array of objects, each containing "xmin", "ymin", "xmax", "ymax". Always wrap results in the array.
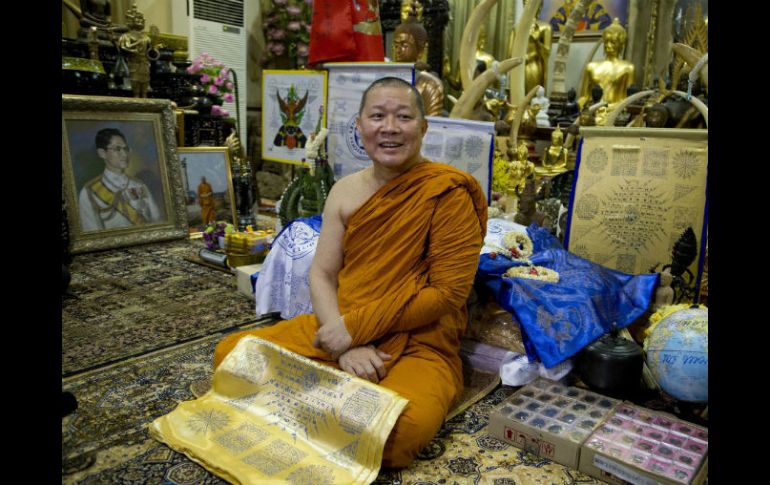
[{"xmin": 477, "ymin": 225, "xmax": 658, "ymax": 368}]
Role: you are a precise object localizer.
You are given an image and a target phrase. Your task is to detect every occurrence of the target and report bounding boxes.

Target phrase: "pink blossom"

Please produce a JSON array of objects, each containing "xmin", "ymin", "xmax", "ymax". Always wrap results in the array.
[
  {"xmin": 287, "ymin": 5, "xmax": 302, "ymax": 16},
  {"xmin": 226, "ymin": 81, "xmax": 234, "ymax": 90},
  {"xmin": 214, "ymin": 76, "xmax": 225, "ymax": 86},
  {"xmin": 221, "ymin": 109, "xmax": 230, "ymax": 117},
  {"xmin": 273, "ymin": 0, "xmax": 288, "ymax": 6},
  {"xmin": 223, "ymin": 93, "xmax": 234, "ymax": 102},
  {"xmin": 287, "ymin": 21, "xmax": 301, "ymax": 32},
  {"xmin": 208, "ymin": 85, "xmax": 219, "ymax": 94},
  {"xmin": 297, "ymin": 42, "xmax": 308, "ymax": 56},
  {"xmin": 269, "ymin": 29, "xmax": 286, "ymax": 40},
  {"xmin": 187, "ymin": 62, "xmax": 202, "ymax": 73},
  {"xmin": 219, "ymin": 68, "xmax": 230, "ymax": 78},
  {"xmin": 211, "ymin": 105, "xmax": 223, "ymax": 115},
  {"xmin": 200, "ymin": 73, "xmax": 210, "ymax": 83}
]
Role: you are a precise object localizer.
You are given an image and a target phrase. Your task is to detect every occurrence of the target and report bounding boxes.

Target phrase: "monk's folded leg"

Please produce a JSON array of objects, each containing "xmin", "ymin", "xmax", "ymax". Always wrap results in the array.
[
  {"xmin": 378, "ymin": 353, "xmax": 461, "ymax": 468},
  {"xmin": 213, "ymin": 314, "xmax": 330, "ymax": 369}
]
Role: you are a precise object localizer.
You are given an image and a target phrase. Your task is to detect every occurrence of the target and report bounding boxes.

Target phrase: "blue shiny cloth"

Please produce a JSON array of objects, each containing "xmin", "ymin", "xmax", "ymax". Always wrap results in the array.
[{"xmin": 477, "ymin": 224, "xmax": 658, "ymax": 368}]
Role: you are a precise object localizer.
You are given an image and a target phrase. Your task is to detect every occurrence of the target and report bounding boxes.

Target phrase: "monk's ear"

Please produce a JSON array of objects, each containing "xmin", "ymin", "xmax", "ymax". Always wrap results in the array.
[
  {"xmin": 420, "ymin": 118, "xmax": 428, "ymax": 136},
  {"xmin": 355, "ymin": 117, "xmax": 362, "ymax": 133},
  {"xmin": 96, "ymin": 148, "xmax": 107, "ymax": 159}
]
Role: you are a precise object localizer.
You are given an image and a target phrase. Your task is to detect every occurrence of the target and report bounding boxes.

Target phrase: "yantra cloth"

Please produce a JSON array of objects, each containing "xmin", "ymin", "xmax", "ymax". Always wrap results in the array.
[{"xmin": 150, "ymin": 336, "xmax": 408, "ymax": 484}]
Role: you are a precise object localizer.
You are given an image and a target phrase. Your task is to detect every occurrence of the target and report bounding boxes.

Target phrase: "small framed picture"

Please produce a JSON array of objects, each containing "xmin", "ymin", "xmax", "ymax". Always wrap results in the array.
[
  {"xmin": 177, "ymin": 147, "xmax": 238, "ymax": 236},
  {"xmin": 62, "ymin": 95, "xmax": 188, "ymax": 253},
  {"xmin": 542, "ymin": 0, "xmax": 629, "ymax": 38},
  {"xmin": 261, "ymin": 69, "xmax": 328, "ymax": 165}
]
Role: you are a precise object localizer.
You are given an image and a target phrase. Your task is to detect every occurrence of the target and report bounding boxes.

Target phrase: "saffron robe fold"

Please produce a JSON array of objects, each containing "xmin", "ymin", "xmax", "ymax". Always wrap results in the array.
[{"xmin": 215, "ymin": 161, "xmax": 487, "ymax": 467}]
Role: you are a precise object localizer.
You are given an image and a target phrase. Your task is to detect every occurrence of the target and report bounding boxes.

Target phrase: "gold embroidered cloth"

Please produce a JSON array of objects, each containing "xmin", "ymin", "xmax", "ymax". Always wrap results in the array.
[{"xmin": 150, "ymin": 336, "xmax": 408, "ymax": 484}]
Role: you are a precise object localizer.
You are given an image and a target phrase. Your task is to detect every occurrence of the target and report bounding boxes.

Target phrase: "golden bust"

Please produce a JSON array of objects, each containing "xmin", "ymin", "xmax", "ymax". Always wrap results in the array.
[
  {"xmin": 577, "ymin": 18, "xmax": 634, "ymax": 110},
  {"xmin": 392, "ymin": 12, "xmax": 444, "ymax": 116},
  {"xmin": 536, "ymin": 125, "xmax": 568, "ymax": 176}
]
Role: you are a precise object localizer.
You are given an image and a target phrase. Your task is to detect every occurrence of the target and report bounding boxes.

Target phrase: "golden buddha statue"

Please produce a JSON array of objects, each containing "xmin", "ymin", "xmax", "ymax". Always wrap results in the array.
[
  {"xmin": 577, "ymin": 18, "xmax": 634, "ymax": 110},
  {"xmin": 508, "ymin": 0, "xmax": 553, "ymax": 95},
  {"xmin": 392, "ymin": 9, "xmax": 444, "ymax": 116},
  {"xmin": 475, "ymin": 26, "xmax": 496, "ymax": 77},
  {"xmin": 536, "ymin": 125, "xmax": 568, "ymax": 176}
]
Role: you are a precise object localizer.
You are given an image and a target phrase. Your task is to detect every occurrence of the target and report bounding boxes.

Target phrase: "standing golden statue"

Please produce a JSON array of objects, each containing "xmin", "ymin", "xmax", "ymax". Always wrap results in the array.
[
  {"xmin": 508, "ymin": 0, "xmax": 553, "ymax": 95},
  {"xmin": 577, "ymin": 18, "xmax": 634, "ymax": 110},
  {"xmin": 119, "ymin": 3, "xmax": 152, "ymax": 98},
  {"xmin": 392, "ymin": 6, "xmax": 445, "ymax": 116}
]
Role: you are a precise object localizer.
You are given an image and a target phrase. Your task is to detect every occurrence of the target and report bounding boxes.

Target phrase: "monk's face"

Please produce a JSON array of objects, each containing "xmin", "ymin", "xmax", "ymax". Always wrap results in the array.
[{"xmin": 357, "ymin": 86, "xmax": 427, "ymax": 172}]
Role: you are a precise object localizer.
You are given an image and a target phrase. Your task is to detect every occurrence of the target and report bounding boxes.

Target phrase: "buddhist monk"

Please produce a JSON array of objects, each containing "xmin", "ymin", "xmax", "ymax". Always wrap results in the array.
[{"xmin": 213, "ymin": 77, "xmax": 487, "ymax": 468}]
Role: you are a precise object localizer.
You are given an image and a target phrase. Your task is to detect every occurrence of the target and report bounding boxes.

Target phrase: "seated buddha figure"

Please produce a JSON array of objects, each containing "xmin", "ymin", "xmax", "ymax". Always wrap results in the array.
[
  {"xmin": 577, "ymin": 18, "xmax": 634, "ymax": 110},
  {"xmin": 392, "ymin": 11, "xmax": 445, "ymax": 116},
  {"xmin": 536, "ymin": 125, "xmax": 568, "ymax": 176}
]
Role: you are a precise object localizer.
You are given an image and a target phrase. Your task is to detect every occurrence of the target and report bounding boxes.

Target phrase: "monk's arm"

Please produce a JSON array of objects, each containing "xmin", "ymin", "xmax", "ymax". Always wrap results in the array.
[
  {"xmin": 343, "ymin": 187, "xmax": 483, "ymax": 346},
  {"xmin": 308, "ymin": 182, "xmax": 346, "ymax": 329}
]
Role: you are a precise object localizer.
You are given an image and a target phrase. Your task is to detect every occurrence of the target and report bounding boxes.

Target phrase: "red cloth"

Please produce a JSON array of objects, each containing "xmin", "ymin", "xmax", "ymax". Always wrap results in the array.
[{"xmin": 308, "ymin": 0, "xmax": 384, "ymax": 65}]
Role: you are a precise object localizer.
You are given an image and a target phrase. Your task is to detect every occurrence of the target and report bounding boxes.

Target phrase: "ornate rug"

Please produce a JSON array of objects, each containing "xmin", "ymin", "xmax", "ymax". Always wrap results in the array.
[
  {"xmin": 62, "ymin": 240, "xmax": 262, "ymax": 375},
  {"xmin": 63, "ymin": 332, "xmax": 600, "ymax": 485}
]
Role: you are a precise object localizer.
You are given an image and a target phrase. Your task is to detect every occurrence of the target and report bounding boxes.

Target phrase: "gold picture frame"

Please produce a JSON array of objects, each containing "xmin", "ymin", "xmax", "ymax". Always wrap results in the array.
[
  {"xmin": 176, "ymin": 147, "xmax": 238, "ymax": 237},
  {"xmin": 62, "ymin": 95, "xmax": 188, "ymax": 253}
]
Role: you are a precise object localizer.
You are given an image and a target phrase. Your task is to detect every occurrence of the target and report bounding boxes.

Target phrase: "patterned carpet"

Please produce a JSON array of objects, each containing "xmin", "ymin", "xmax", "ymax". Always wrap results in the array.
[
  {"xmin": 62, "ymin": 240, "xmax": 260, "ymax": 375},
  {"xmin": 62, "ymin": 240, "xmax": 604, "ymax": 484},
  {"xmin": 62, "ymin": 332, "xmax": 601, "ymax": 484}
]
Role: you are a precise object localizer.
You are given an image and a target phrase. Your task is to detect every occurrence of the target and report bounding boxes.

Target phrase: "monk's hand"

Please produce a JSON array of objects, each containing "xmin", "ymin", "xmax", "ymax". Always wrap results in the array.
[
  {"xmin": 338, "ymin": 345, "xmax": 392, "ymax": 384},
  {"xmin": 313, "ymin": 316, "xmax": 352, "ymax": 359}
]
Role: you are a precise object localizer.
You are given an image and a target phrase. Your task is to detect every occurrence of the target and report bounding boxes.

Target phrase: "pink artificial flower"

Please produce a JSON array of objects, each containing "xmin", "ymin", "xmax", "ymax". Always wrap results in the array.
[
  {"xmin": 200, "ymin": 73, "xmax": 210, "ymax": 83},
  {"xmin": 208, "ymin": 85, "xmax": 219, "ymax": 94},
  {"xmin": 297, "ymin": 42, "xmax": 308, "ymax": 56},
  {"xmin": 226, "ymin": 81, "xmax": 234, "ymax": 90},
  {"xmin": 287, "ymin": 21, "xmax": 301, "ymax": 32},
  {"xmin": 273, "ymin": 0, "xmax": 288, "ymax": 6},
  {"xmin": 221, "ymin": 109, "xmax": 230, "ymax": 117},
  {"xmin": 219, "ymin": 68, "xmax": 229, "ymax": 78},
  {"xmin": 211, "ymin": 105, "xmax": 222, "ymax": 115},
  {"xmin": 187, "ymin": 62, "xmax": 202, "ymax": 74},
  {"xmin": 269, "ymin": 29, "xmax": 286, "ymax": 40},
  {"xmin": 269, "ymin": 43, "xmax": 286, "ymax": 56},
  {"xmin": 214, "ymin": 76, "xmax": 225, "ymax": 86},
  {"xmin": 287, "ymin": 5, "xmax": 302, "ymax": 16},
  {"xmin": 223, "ymin": 93, "xmax": 234, "ymax": 102}
]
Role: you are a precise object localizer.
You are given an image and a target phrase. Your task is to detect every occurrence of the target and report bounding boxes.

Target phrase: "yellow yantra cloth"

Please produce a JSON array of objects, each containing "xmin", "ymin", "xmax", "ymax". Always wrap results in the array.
[{"xmin": 150, "ymin": 336, "xmax": 408, "ymax": 484}]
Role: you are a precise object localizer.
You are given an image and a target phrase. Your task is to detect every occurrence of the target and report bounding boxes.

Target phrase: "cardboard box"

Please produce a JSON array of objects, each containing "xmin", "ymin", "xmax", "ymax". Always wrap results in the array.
[
  {"xmin": 234, "ymin": 263, "xmax": 262, "ymax": 298},
  {"xmin": 488, "ymin": 377, "xmax": 620, "ymax": 469},
  {"xmin": 579, "ymin": 403, "xmax": 708, "ymax": 485}
]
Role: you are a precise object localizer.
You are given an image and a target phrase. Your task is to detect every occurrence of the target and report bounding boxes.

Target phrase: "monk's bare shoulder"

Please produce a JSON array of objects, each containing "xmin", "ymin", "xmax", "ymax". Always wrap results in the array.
[{"xmin": 327, "ymin": 169, "xmax": 377, "ymax": 226}]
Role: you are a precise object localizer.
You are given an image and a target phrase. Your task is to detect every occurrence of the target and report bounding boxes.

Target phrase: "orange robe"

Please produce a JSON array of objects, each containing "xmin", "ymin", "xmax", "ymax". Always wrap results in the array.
[
  {"xmin": 214, "ymin": 161, "xmax": 487, "ymax": 468},
  {"xmin": 197, "ymin": 181, "xmax": 216, "ymax": 224}
]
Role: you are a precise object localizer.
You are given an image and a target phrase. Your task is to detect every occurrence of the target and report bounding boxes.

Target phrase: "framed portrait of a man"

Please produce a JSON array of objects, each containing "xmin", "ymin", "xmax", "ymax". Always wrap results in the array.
[
  {"xmin": 177, "ymin": 147, "xmax": 238, "ymax": 236},
  {"xmin": 62, "ymin": 95, "xmax": 188, "ymax": 253}
]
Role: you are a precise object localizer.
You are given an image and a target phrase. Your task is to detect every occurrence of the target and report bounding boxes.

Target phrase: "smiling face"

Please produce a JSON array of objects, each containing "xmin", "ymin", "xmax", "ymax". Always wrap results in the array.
[{"xmin": 356, "ymin": 85, "xmax": 428, "ymax": 172}]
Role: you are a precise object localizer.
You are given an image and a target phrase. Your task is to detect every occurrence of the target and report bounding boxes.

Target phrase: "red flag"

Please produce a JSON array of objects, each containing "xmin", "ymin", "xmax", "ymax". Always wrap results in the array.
[{"xmin": 308, "ymin": 0, "xmax": 384, "ymax": 65}]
